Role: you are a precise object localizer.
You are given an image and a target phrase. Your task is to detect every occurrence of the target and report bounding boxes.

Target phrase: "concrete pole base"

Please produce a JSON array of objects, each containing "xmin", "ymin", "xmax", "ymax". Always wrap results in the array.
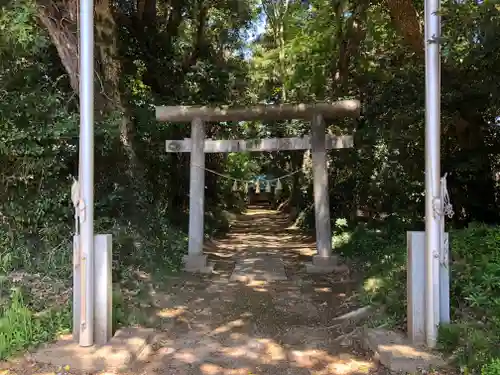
[
  {"xmin": 183, "ymin": 254, "xmax": 214, "ymax": 274},
  {"xmin": 407, "ymin": 231, "xmax": 449, "ymax": 346},
  {"xmin": 73, "ymin": 234, "xmax": 112, "ymax": 345},
  {"xmin": 305, "ymin": 255, "xmax": 340, "ymax": 273}
]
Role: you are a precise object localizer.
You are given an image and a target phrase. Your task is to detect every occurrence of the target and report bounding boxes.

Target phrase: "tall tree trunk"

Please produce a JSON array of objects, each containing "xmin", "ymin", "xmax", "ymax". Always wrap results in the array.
[
  {"xmin": 94, "ymin": 0, "xmax": 143, "ymax": 178},
  {"xmin": 262, "ymin": 0, "xmax": 289, "ymax": 103},
  {"xmin": 36, "ymin": 0, "xmax": 148, "ymax": 197},
  {"xmin": 332, "ymin": 0, "xmax": 369, "ymax": 98},
  {"xmin": 137, "ymin": 0, "xmax": 156, "ymax": 27},
  {"xmin": 37, "ymin": 0, "xmax": 81, "ymax": 96},
  {"xmin": 385, "ymin": 0, "xmax": 499, "ymax": 223}
]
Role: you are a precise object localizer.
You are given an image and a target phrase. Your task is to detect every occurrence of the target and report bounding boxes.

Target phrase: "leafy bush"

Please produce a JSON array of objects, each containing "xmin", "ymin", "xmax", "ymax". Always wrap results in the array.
[
  {"xmin": 333, "ymin": 218, "xmax": 408, "ymax": 321},
  {"xmin": 438, "ymin": 224, "xmax": 500, "ymax": 371},
  {"xmin": 334, "ymin": 220, "xmax": 500, "ymax": 373},
  {"xmin": 0, "ymin": 288, "xmax": 70, "ymax": 360},
  {"xmin": 482, "ymin": 359, "xmax": 500, "ymax": 375}
]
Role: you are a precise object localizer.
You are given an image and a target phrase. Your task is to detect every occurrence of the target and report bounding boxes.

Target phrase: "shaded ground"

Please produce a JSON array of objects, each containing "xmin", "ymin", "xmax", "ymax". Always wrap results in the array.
[{"xmin": 3, "ymin": 207, "xmax": 386, "ymax": 375}]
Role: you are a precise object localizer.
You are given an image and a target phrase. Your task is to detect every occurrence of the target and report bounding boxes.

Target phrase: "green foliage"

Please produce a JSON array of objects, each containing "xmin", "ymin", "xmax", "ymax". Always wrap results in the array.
[
  {"xmin": 482, "ymin": 359, "xmax": 500, "ymax": 375},
  {"xmin": 0, "ymin": 288, "xmax": 70, "ymax": 360},
  {"xmin": 437, "ymin": 224, "xmax": 500, "ymax": 371},
  {"xmin": 333, "ymin": 219, "xmax": 409, "ymax": 319},
  {"xmin": 335, "ymin": 221, "xmax": 500, "ymax": 373},
  {"xmin": 0, "ymin": 0, "xmax": 210, "ymax": 359},
  {"xmin": 2, "ymin": 0, "xmax": 500, "ymax": 368},
  {"xmin": 448, "ymin": 223, "xmax": 500, "ymax": 320}
]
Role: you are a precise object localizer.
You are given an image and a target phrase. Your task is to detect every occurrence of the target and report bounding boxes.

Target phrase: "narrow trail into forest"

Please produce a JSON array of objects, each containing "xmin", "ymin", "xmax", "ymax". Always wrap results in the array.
[
  {"xmin": 6, "ymin": 208, "xmax": 387, "ymax": 375},
  {"xmin": 123, "ymin": 207, "xmax": 386, "ymax": 375}
]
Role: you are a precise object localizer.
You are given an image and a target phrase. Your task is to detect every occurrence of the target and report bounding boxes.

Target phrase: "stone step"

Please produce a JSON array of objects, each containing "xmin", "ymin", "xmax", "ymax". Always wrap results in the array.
[{"xmin": 229, "ymin": 255, "xmax": 288, "ymax": 282}]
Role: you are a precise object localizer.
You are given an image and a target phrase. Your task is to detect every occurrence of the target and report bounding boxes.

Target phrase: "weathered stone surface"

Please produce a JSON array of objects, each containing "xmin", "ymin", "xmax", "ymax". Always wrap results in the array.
[
  {"xmin": 183, "ymin": 254, "xmax": 215, "ymax": 273},
  {"xmin": 363, "ymin": 328, "xmax": 447, "ymax": 372},
  {"xmin": 230, "ymin": 255, "xmax": 287, "ymax": 282},
  {"xmin": 31, "ymin": 327, "xmax": 155, "ymax": 372}
]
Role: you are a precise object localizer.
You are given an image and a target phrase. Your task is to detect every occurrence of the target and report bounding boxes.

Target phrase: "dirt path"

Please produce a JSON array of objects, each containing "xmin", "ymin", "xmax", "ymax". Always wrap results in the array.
[
  {"xmin": 5, "ymin": 208, "xmax": 386, "ymax": 375},
  {"xmin": 128, "ymin": 208, "xmax": 384, "ymax": 375}
]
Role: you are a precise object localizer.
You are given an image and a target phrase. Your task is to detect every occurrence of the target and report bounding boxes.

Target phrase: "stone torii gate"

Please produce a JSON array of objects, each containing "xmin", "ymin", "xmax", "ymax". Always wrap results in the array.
[{"xmin": 155, "ymin": 100, "xmax": 361, "ymax": 273}]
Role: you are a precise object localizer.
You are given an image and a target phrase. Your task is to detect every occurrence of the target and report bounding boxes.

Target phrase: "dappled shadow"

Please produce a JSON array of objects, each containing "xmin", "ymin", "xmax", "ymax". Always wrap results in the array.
[
  {"xmin": 119, "ymin": 207, "xmax": 387, "ymax": 375},
  {"xmin": 124, "ymin": 275, "xmax": 382, "ymax": 375},
  {"xmin": 14, "ymin": 207, "xmax": 388, "ymax": 375},
  {"xmin": 207, "ymin": 207, "xmax": 316, "ymax": 273}
]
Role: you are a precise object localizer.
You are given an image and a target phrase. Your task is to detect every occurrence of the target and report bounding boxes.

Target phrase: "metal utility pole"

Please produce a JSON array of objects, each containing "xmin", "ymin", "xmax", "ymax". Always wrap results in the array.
[
  {"xmin": 424, "ymin": 0, "xmax": 442, "ymax": 348},
  {"xmin": 78, "ymin": 0, "xmax": 95, "ymax": 347}
]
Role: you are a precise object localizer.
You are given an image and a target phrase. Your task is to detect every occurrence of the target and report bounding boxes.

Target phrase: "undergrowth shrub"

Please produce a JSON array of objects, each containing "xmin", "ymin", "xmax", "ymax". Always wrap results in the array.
[
  {"xmin": 439, "ymin": 223, "xmax": 500, "ymax": 371},
  {"xmin": 333, "ymin": 218, "xmax": 408, "ymax": 321},
  {"xmin": 0, "ymin": 288, "xmax": 70, "ymax": 360},
  {"xmin": 482, "ymin": 359, "xmax": 500, "ymax": 375},
  {"xmin": 333, "ymin": 220, "xmax": 500, "ymax": 373}
]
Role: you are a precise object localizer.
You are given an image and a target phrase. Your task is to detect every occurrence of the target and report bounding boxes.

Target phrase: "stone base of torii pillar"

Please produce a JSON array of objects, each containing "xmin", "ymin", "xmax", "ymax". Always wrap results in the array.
[
  {"xmin": 183, "ymin": 254, "xmax": 215, "ymax": 273},
  {"xmin": 305, "ymin": 255, "xmax": 341, "ymax": 273}
]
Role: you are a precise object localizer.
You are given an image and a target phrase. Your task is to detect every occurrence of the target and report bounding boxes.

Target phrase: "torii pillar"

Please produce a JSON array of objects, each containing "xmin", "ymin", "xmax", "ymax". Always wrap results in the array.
[
  {"xmin": 184, "ymin": 117, "xmax": 213, "ymax": 273},
  {"xmin": 306, "ymin": 113, "xmax": 335, "ymax": 273}
]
